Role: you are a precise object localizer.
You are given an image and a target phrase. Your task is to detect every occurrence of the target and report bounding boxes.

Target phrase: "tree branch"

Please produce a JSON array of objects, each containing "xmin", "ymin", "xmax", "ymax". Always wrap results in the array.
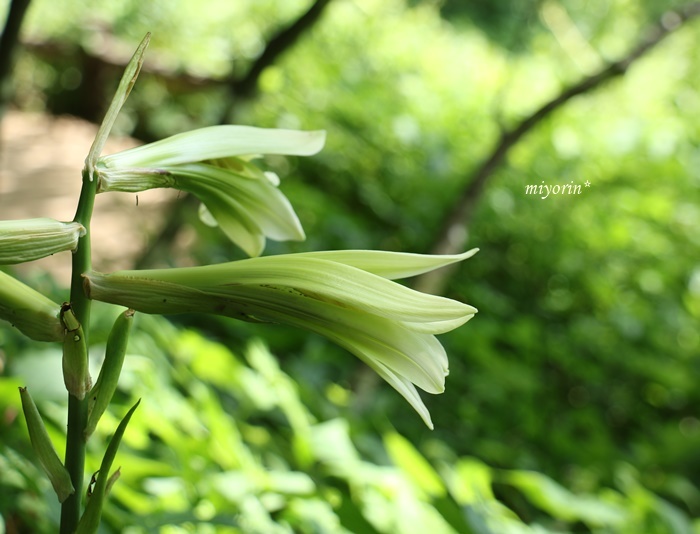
[
  {"xmin": 415, "ymin": 2, "xmax": 700, "ymax": 294},
  {"xmin": 135, "ymin": 1, "xmax": 336, "ymax": 264},
  {"xmin": 0, "ymin": 0, "xmax": 32, "ymax": 110},
  {"xmin": 223, "ymin": 0, "xmax": 333, "ymax": 115},
  {"xmin": 20, "ymin": 1, "xmax": 335, "ymax": 128}
]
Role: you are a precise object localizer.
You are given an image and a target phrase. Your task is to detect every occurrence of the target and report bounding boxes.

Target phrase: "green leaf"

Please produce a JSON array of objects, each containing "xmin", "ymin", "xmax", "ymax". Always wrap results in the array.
[
  {"xmin": 384, "ymin": 431, "xmax": 445, "ymax": 498},
  {"xmin": 443, "ymin": 457, "xmax": 494, "ymax": 505},
  {"xmin": 499, "ymin": 469, "xmax": 626, "ymax": 526}
]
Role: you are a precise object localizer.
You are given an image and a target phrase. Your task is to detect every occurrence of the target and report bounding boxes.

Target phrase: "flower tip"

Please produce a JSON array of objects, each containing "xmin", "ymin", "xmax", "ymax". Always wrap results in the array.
[
  {"xmin": 301, "ymin": 129, "xmax": 326, "ymax": 155},
  {"xmin": 460, "ymin": 248, "xmax": 479, "ymax": 260}
]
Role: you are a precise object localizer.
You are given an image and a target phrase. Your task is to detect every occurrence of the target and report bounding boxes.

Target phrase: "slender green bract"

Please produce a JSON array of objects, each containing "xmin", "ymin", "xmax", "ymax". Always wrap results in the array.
[
  {"xmin": 85, "ymin": 309, "xmax": 134, "ymax": 440},
  {"xmin": 75, "ymin": 399, "xmax": 140, "ymax": 534},
  {"xmin": 84, "ymin": 33, "xmax": 150, "ymax": 181},
  {"xmin": 19, "ymin": 387, "xmax": 75, "ymax": 502}
]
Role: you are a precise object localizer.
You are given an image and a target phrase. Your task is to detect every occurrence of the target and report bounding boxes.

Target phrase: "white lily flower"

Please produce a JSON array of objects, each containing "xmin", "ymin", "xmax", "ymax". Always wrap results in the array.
[
  {"xmin": 83, "ymin": 250, "xmax": 478, "ymax": 428},
  {"xmin": 0, "ymin": 219, "xmax": 85, "ymax": 265},
  {"xmin": 95, "ymin": 126, "xmax": 326, "ymax": 257}
]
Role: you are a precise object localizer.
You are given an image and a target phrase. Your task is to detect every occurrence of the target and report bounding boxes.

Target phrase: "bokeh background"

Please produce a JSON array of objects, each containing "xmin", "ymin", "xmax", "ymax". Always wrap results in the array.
[{"xmin": 1, "ymin": 0, "xmax": 699, "ymax": 532}]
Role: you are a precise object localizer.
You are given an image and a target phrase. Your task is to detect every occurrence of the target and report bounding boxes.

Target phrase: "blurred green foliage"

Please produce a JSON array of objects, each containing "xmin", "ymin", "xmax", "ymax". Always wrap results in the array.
[
  {"xmin": 2, "ymin": 0, "xmax": 700, "ymax": 531},
  {"xmin": 2, "ymin": 308, "xmax": 697, "ymax": 532}
]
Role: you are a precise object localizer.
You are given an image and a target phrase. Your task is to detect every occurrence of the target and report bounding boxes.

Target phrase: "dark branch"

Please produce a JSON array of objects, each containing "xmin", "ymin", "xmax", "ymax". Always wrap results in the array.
[
  {"xmin": 225, "ymin": 0, "xmax": 333, "ymax": 108},
  {"xmin": 138, "ymin": 1, "xmax": 336, "ymax": 264},
  {"xmin": 0, "ymin": 0, "xmax": 32, "ymax": 109},
  {"xmin": 415, "ymin": 2, "xmax": 700, "ymax": 294}
]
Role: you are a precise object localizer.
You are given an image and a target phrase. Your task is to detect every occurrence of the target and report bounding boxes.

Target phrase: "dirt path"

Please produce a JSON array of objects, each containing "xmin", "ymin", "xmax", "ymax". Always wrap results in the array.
[{"xmin": 0, "ymin": 110, "xmax": 175, "ymax": 285}]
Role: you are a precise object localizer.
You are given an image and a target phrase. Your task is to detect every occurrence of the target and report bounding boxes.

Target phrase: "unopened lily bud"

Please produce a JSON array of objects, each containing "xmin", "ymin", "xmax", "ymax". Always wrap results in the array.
[
  {"xmin": 85, "ymin": 309, "xmax": 134, "ymax": 440},
  {"xmin": 0, "ymin": 219, "xmax": 85, "ymax": 265},
  {"xmin": 60, "ymin": 304, "xmax": 91, "ymax": 399},
  {"xmin": 19, "ymin": 387, "xmax": 75, "ymax": 502},
  {"xmin": 0, "ymin": 270, "xmax": 63, "ymax": 342}
]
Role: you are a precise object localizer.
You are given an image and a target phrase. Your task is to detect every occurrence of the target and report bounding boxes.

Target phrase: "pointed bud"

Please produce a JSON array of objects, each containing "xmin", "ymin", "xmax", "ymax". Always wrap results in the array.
[
  {"xmin": 19, "ymin": 387, "xmax": 75, "ymax": 502},
  {"xmin": 60, "ymin": 304, "xmax": 91, "ymax": 399},
  {"xmin": 0, "ymin": 270, "xmax": 63, "ymax": 342},
  {"xmin": 0, "ymin": 219, "xmax": 86, "ymax": 265},
  {"xmin": 85, "ymin": 309, "xmax": 134, "ymax": 440}
]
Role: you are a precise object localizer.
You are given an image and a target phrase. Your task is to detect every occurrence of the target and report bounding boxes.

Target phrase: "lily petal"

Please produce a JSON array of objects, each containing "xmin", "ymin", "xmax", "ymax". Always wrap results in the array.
[
  {"xmin": 100, "ymin": 126, "xmax": 326, "ymax": 169},
  {"xmin": 294, "ymin": 248, "xmax": 479, "ymax": 280},
  {"xmin": 129, "ymin": 256, "xmax": 477, "ymax": 326},
  {"xmin": 196, "ymin": 193, "xmax": 266, "ymax": 257},
  {"xmin": 364, "ymin": 358, "xmax": 434, "ymax": 430},
  {"xmin": 174, "ymin": 163, "xmax": 305, "ymax": 243}
]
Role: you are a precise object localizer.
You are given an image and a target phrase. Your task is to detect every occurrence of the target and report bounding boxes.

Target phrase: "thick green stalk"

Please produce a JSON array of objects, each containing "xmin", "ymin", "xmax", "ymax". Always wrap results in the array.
[{"xmin": 60, "ymin": 169, "xmax": 97, "ymax": 534}]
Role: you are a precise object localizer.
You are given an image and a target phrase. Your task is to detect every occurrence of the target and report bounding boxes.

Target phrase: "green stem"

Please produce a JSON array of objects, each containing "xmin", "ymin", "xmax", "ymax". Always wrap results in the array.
[
  {"xmin": 60, "ymin": 169, "xmax": 97, "ymax": 534},
  {"xmin": 58, "ymin": 35, "xmax": 148, "ymax": 531}
]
